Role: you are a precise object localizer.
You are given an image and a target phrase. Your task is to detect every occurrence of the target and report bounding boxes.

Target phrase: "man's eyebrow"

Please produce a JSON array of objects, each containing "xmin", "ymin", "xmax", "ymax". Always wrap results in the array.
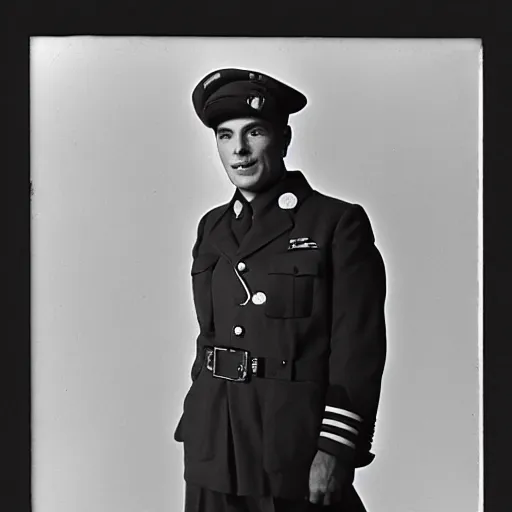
[
  {"xmin": 243, "ymin": 121, "xmax": 268, "ymax": 132},
  {"xmin": 216, "ymin": 122, "xmax": 269, "ymax": 135}
]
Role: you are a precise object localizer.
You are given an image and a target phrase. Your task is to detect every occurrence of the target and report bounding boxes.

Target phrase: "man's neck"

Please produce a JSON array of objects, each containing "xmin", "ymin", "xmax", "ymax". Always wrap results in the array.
[
  {"xmin": 238, "ymin": 166, "xmax": 287, "ymax": 203},
  {"xmin": 238, "ymin": 189, "xmax": 257, "ymax": 203}
]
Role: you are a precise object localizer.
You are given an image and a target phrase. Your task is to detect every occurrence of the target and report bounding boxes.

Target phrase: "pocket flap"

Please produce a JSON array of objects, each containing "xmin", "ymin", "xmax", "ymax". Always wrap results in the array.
[
  {"xmin": 191, "ymin": 253, "xmax": 220, "ymax": 275},
  {"xmin": 268, "ymin": 255, "xmax": 321, "ymax": 276}
]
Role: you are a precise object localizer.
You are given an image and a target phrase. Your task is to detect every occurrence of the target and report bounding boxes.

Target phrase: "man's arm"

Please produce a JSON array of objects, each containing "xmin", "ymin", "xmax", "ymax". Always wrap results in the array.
[
  {"xmin": 189, "ymin": 212, "xmax": 209, "ymax": 382},
  {"xmin": 309, "ymin": 203, "xmax": 387, "ymax": 504},
  {"xmin": 318, "ymin": 202, "xmax": 387, "ymax": 465},
  {"xmin": 173, "ymin": 212, "xmax": 210, "ymax": 444}
]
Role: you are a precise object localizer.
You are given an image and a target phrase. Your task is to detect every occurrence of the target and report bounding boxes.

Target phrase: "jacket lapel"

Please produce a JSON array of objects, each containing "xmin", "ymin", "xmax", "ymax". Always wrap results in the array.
[
  {"xmin": 237, "ymin": 171, "xmax": 313, "ymax": 260},
  {"xmin": 236, "ymin": 209, "xmax": 294, "ymax": 260},
  {"xmin": 206, "ymin": 171, "xmax": 314, "ymax": 262}
]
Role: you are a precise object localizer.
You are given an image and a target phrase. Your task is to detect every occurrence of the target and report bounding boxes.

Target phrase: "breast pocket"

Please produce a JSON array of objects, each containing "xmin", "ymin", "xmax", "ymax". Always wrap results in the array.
[
  {"xmin": 191, "ymin": 253, "xmax": 219, "ymax": 332},
  {"xmin": 265, "ymin": 253, "xmax": 322, "ymax": 319}
]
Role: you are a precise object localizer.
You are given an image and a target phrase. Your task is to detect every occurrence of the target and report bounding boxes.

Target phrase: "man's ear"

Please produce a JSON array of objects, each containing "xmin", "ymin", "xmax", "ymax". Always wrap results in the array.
[{"xmin": 282, "ymin": 125, "xmax": 292, "ymax": 158}]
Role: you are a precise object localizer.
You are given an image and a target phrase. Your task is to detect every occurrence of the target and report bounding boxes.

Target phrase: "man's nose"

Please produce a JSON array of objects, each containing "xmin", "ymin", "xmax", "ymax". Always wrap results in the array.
[{"xmin": 233, "ymin": 135, "xmax": 249, "ymax": 155}]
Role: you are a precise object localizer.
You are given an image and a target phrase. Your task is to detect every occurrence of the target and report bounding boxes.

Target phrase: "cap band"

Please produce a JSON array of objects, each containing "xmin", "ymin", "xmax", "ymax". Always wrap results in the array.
[{"xmin": 205, "ymin": 92, "xmax": 287, "ymax": 129}]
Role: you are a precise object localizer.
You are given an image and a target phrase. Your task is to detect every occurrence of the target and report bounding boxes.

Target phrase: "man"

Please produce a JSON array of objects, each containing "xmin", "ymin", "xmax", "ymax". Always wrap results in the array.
[{"xmin": 174, "ymin": 68, "xmax": 387, "ymax": 512}]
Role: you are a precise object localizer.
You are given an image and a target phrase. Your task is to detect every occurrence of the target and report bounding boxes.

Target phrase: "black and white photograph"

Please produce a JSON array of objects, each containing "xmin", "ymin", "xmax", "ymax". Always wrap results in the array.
[{"xmin": 30, "ymin": 37, "xmax": 481, "ymax": 512}]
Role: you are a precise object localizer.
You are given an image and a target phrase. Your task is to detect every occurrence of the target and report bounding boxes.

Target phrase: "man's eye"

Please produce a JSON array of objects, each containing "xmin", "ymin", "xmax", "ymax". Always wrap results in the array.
[
  {"xmin": 250, "ymin": 129, "xmax": 264, "ymax": 136},
  {"xmin": 218, "ymin": 133, "xmax": 230, "ymax": 140}
]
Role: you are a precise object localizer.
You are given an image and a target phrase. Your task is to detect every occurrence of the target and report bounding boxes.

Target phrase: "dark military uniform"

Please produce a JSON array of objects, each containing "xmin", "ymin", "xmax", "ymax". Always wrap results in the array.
[{"xmin": 174, "ymin": 69, "xmax": 387, "ymax": 512}]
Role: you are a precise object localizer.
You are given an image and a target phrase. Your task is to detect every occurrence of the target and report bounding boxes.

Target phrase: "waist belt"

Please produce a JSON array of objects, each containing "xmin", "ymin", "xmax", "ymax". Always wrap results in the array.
[{"xmin": 203, "ymin": 346, "xmax": 326, "ymax": 383}]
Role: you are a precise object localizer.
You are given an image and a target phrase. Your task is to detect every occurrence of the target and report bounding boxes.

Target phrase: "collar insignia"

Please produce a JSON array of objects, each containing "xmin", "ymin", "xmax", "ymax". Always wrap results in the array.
[
  {"xmin": 233, "ymin": 200, "xmax": 243, "ymax": 218},
  {"xmin": 278, "ymin": 192, "xmax": 298, "ymax": 210}
]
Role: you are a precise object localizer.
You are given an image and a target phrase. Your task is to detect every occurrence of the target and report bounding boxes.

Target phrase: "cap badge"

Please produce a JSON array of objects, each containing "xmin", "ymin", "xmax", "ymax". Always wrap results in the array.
[
  {"xmin": 278, "ymin": 192, "xmax": 298, "ymax": 210},
  {"xmin": 247, "ymin": 95, "xmax": 265, "ymax": 111},
  {"xmin": 233, "ymin": 200, "xmax": 243, "ymax": 218}
]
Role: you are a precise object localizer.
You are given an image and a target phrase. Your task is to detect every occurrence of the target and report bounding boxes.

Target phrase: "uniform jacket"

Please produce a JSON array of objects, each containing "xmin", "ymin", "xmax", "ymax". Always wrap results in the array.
[{"xmin": 174, "ymin": 171, "xmax": 387, "ymax": 501}]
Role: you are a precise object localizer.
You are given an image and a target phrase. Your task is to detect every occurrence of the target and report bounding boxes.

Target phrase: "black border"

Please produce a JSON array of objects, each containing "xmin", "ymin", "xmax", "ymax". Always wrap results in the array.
[{"xmin": 6, "ymin": 1, "xmax": 510, "ymax": 511}]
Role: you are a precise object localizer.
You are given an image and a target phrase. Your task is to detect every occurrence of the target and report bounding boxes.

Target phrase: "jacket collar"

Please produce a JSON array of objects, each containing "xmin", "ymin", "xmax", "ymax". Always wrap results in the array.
[{"xmin": 208, "ymin": 170, "xmax": 313, "ymax": 261}]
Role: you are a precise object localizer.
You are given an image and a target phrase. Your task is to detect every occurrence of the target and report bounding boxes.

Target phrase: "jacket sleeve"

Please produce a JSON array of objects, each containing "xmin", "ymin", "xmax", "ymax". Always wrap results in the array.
[
  {"xmin": 317, "ymin": 203, "xmax": 387, "ymax": 467},
  {"xmin": 189, "ymin": 212, "xmax": 209, "ymax": 382},
  {"xmin": 173, "ymin": 213, "xmax": 210, "ymax": 443}
]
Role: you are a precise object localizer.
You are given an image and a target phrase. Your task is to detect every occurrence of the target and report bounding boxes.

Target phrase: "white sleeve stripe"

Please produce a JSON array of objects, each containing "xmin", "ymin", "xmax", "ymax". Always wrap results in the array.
[
  {"xmin": 322, "ymin": 418, "xmax": 359, "ymax": 435},
  {"xmin": 319, "ymin": 431, "xmax": 356, "ymax": 449},
  {"xmin": 325, "ymin": 405, "xmax": 363, "ymax": 422}
]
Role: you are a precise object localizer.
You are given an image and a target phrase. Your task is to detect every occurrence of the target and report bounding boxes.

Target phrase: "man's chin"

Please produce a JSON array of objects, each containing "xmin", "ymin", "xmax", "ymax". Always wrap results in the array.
[{"xmin": 232, "ymin": 174, "xmax": 263, "ymax": 191}]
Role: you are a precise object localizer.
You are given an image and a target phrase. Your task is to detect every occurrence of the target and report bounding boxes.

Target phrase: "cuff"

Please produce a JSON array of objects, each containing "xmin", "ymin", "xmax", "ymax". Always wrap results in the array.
[
  {"xmin": 317, "ymin": 404, "xmax": 363, "ymax": 464},
  {"xmin": 317, "ymin": 385, "xmax": 366, "ymax": 464}
]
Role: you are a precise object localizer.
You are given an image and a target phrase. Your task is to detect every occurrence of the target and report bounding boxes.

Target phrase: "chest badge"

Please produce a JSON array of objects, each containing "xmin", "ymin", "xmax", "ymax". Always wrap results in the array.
[
  {"xmin": 288, "ymin": 237, "xmax": 318, "ymax": 250},
  {"xmin": 251, "ymin": 292, "xmax": 267, "ymax": 305}
]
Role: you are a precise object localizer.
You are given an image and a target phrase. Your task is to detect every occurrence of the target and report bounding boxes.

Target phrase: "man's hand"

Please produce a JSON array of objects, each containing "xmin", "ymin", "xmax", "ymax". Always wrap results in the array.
[{"xmin": 308, "ymin": 450, "xmax": 354, "ymax": 506}]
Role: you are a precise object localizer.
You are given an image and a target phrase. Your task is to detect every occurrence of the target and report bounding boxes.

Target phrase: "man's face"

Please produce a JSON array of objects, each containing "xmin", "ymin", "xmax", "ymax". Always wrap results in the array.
[{"xmin": 215, "ymin": 117, "xmax": 288, "ymax": 198}]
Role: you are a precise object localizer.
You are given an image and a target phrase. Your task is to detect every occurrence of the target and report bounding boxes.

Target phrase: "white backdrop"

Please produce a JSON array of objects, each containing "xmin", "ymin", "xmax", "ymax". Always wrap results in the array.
[{"xmin": 30, "ymin": 37, "xmax": 480, "ymax": 512}]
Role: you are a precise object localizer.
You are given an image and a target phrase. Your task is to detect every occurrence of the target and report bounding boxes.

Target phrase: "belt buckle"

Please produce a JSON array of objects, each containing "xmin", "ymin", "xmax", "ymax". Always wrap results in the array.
[{"xmin": 212, "ymin": 347, "xmax": 249, "ymax": 382}]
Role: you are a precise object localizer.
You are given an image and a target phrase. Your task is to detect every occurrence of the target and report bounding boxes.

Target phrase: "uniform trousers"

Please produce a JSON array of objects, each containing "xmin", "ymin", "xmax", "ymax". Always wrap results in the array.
[{"xmin": 185, "ymin": 484, "xmax": 367, "ymax": 512}]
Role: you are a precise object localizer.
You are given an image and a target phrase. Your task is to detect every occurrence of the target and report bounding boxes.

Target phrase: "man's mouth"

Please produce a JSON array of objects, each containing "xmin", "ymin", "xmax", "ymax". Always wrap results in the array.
[{"xmin": 232, "ymin": 161, "xmax": 257, "ymax": 170}]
